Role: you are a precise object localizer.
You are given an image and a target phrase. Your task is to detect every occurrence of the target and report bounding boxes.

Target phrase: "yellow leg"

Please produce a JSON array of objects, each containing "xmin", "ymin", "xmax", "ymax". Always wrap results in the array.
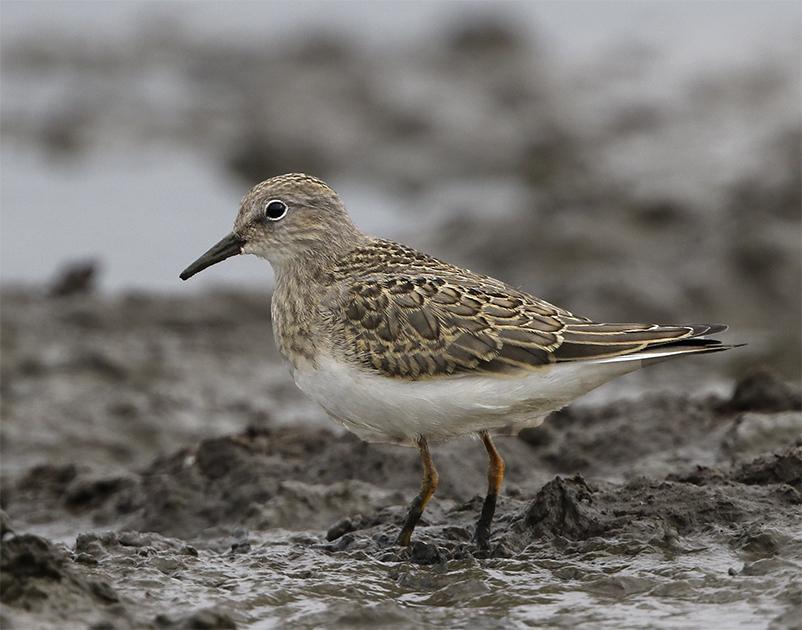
[
  {"xmin": 475, "ymin": 431, "xmax": 505, "ymax": 549},
  {"xmin": 396, "ymin": 436, "xmax": 439, "ymax": 546}
]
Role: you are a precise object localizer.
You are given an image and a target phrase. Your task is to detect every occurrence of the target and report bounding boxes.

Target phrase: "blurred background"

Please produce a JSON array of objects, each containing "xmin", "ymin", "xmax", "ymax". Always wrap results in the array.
[
  {"xmin": 1, "ymin": 1, "xmax": 800, "ymax": 473},
  {"xmin": 3, "ymin": 1, "xmax": 800, "ymax": 368}
]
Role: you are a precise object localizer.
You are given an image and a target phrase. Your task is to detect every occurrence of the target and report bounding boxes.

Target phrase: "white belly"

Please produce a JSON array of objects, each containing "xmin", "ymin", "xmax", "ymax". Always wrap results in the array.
[{"xmin": 293, "ymin": 355, "xmax": 639, "ymax": 445}]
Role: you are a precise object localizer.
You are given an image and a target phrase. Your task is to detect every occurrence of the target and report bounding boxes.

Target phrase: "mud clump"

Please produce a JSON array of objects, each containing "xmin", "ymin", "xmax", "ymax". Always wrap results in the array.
[
  {"xmin": 408, "ymin": 541, "xmax": 445, "ymax": 566},
  {"xmin": 1, "ymin": 535, "xmax": 67, "ymax": 588},
  {"xmin": 130, "ymin": 429, "xmax": 411, "ymax": 539},
  {"xmin": 734, "ymin": 447, "xmax": 802, "ymax": 491},
  {"xmin": 723, "ymin": 368, "xmax": 802, "ymax": 413},
  {"xmin": 2, "ymin": 464, "xmax": 141, "ymax": 533},
  {"xmin": 48, "ymin": 260, "xmax": 99, "ymax": 297},
  {"xmin": 523, "ymin": 475, "xmax": 608, "ymax": 539},
  {"xmin": 507, "ymin": 460, "xmax": 802, "ymax": 554},
  {"xmin": 167, "ymin": 607, "xmax": 237, "ymax": 629},
  {"xmin": 1, "ymin": 534, "xmax": 127, "ymax": 626}
]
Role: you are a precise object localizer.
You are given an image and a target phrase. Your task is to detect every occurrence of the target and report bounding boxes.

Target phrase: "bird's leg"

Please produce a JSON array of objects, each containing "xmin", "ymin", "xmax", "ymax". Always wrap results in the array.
[
  {"xmin": 474, "ymin": 431, "xmax": 505, "ymax": 549},
  {"xmin": 396, "ymin": 436, "xmax": 439, "ymax": 546}
]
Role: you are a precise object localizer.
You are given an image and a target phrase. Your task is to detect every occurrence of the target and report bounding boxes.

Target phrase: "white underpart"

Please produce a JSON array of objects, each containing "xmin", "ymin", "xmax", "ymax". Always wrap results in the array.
[{"xmin": 294, "ymin": 354, "xmax": 642, "ymax": 445}]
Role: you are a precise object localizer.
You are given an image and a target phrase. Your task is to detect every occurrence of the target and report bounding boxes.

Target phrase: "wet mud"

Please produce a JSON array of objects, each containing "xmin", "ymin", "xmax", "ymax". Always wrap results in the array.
[{"xmin": 2, "ymin": 290, "xmax": 801, "ymax": 628}]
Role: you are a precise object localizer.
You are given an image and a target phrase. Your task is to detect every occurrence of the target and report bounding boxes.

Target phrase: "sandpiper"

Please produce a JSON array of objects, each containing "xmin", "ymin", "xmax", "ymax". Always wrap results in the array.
[{"xmin": 180, "ymin": 173, "xmax": 736, "ymax": 549}]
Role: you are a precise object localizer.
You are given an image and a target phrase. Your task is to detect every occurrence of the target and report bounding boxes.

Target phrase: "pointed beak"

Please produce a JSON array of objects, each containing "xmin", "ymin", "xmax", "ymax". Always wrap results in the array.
[{"xmin": 179, "ymin": 232, "xmax": 246, "ymax": 281}]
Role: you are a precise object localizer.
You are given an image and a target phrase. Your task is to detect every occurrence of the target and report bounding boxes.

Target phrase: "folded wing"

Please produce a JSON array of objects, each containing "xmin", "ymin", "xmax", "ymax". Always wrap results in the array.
[{"xmin": 335, "ymin": 274, "xmax": 732, "ymax": 380}]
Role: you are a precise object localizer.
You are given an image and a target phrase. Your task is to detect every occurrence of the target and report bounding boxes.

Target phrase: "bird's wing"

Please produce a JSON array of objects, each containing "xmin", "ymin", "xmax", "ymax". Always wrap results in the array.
[{"xmin": 332, "ymin": 274, "xmax": 727, "ymax": 380}]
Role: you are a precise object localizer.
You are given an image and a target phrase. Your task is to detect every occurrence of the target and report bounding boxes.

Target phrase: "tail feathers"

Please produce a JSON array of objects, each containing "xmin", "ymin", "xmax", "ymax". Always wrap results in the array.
[
  {"xmin": 589, "ymin": 339, "xmax": 744, "ymax": 366},
  {"xmin": 554, "ymin": 321, "xmax": 740, "ymax": 365},
  {"xmin": 684, "ymin": 323, "xmax": 729, "ymax": 336}
]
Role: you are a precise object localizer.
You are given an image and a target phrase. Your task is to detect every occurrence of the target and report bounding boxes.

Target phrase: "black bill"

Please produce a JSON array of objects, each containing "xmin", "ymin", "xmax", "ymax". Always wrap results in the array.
[{"xmin": 179, "ymin": 232, "xmax": 246, "ymax": 281}]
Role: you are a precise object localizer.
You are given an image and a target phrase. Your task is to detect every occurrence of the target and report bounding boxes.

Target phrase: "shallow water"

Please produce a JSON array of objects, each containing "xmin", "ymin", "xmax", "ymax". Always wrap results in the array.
[{"xmin": 49, "ymin": 528, "xmax": 798, "ymax": 629}]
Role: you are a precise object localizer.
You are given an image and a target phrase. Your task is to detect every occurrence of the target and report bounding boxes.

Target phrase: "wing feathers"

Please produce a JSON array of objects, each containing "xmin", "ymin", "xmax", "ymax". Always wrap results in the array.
[
  {"xmin": 554, "ymin": 322, "xmax": 729, "ymax": 363},
  {"xmin": 562, "ymin": 327, "xmax": 693, "ymax": 344},
  {"xmin": 555, "ymin": 341, "xmax": 647, "ymax": 361},
  {"xmin": 336, "ymin": 264, "xmax": 733, "ymax": 379}
]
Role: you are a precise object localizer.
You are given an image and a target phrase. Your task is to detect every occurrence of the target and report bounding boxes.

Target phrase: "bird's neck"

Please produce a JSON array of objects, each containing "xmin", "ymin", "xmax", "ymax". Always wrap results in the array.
[
  {"xmin": 270, "ymin": 233, "xmax": 365, "ymax": 371},
  {"xmin": 267, "ymin": 218, "xmax": 368, "ymax": 273}
]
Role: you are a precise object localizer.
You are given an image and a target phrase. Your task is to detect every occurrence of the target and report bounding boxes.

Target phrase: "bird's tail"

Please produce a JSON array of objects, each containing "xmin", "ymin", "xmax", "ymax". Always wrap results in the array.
[{"xmin": 554, "ymin": 322, "xmax": 743, "ymax": 365}]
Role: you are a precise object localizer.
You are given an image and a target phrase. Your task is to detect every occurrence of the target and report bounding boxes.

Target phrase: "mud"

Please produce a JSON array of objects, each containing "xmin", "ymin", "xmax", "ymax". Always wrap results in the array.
[{"xmin": 2, "ymin": 288, "xmax": 801, "ymax": 628}]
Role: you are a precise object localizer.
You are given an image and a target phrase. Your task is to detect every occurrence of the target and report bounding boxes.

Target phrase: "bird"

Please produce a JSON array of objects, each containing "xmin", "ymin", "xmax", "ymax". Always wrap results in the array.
[{"xmin": 179, "ymin": 173, "xmax": 737, "ymax": 549}]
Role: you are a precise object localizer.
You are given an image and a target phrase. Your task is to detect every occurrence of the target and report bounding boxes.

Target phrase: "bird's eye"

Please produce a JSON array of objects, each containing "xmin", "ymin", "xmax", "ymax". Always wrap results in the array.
[{"xmin": 264, "ymin": 199, "xmax": 288, "ymax": 221}]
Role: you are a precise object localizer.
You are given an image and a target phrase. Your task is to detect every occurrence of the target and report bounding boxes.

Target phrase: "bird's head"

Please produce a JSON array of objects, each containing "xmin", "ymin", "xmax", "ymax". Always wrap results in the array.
[{"xmin": 180, "ymin": 173, "xmax": 361, "ymax": 280}]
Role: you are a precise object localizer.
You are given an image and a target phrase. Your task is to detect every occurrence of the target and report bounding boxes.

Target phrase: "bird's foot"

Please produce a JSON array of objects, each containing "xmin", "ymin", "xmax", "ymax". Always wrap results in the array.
[
  {"xmin": 395, "ymin": 529, "xmax": 413, "ymax": 547},
  {"xmin": 473, "ymin": 526, "xmax": 491, "ymax": 551},
  {"xmin": 395, "ymin": 495, "xmax": 425, "ymax": 546},
  {"xmin": 473, "ymin": 491, "xmax": 497, "ymax": 551}
]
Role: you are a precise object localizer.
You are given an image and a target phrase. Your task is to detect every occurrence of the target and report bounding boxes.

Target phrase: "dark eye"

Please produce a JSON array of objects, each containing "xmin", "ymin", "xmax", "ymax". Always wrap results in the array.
[{"xmin": 265, "ymin": 199, "xmax": 287, "ymax": 221}]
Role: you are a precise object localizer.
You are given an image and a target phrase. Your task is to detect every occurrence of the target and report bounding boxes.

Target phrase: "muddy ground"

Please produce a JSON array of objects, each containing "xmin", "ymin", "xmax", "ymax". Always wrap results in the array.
[{"xmin": 1, "ymin": 288, "xmax": 801, "ymax": 629}]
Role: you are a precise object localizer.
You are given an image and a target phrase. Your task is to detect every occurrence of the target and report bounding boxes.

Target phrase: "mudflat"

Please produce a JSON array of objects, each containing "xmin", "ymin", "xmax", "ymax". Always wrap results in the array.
[{"xmin": 1, "ymin": 288, "xmax": 800, "ymax": 628}]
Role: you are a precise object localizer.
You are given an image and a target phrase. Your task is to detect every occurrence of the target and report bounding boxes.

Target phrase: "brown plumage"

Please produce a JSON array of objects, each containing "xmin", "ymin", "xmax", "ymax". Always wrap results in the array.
[{"xmin": 326, "ymin": 238, "xmax": 730, "ymax": 380}]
